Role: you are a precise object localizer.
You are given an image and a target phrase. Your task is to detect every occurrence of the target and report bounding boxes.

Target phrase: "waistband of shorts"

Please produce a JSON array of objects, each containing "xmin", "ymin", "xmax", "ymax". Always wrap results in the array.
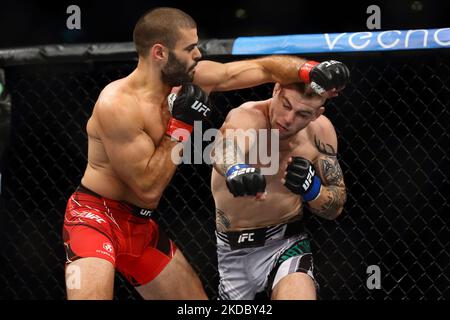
[
  {"xmin": 216, "ymin": 219, "xmax": 306, "ymax": 250},
  {"xmin": 75, "ymin": 184, "xmax": 154, "ymax": 219}
]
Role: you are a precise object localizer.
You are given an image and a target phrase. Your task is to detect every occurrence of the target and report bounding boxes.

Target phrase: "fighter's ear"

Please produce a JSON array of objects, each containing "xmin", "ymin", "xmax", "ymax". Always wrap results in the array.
[
  {"xmin": 151, "ymin": 44, "xmax": 167, "ymax": 61},
  {"xmin": 313, "ymin": 106, "xmax": 325, "ymax": 121},
  {"xmin": 273, "ymin": 83, "xmax": 281, "ymax": 96}
]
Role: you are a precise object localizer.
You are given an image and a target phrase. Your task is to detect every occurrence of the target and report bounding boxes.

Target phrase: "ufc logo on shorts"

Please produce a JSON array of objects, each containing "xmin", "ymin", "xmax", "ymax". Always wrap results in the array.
[
  {"xmin": 139, "ymin": 209, "xmax": 152, "ymax": 217},
  {"xmin": 302, "ymin": 166, "xmax": 315, "ymax": 191},
  {"xmin": 72, "ymin": 211, "xmax": 106, "ymax": 224},
  {"xmin": 191, "ymin": 100, "xmax": 210, "ymax": 117},
  {"xmin": 238, "ymin": 233, "xmax": 255, "ymax": 243}
]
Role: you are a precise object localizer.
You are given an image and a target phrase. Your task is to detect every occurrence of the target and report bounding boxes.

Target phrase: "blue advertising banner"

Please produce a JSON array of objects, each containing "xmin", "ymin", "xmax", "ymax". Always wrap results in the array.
[{"xmin": 232, "ymin": 28, "xmax": 450, "ymax": 54}]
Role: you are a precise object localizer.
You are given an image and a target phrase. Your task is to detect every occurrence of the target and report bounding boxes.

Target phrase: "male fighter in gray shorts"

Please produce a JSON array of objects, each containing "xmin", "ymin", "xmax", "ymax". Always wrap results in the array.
[{"xmin": 211, "ymin": 60, "xmax": 350, "ymax": 299}]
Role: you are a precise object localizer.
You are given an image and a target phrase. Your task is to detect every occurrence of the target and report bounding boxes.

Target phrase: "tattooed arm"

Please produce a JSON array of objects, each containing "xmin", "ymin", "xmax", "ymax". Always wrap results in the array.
[
  {"xmin": 212, "ymin": 136, "xmax": 245, "ymax": 176},
  {"xmin": 306, "ymin": 119, "xmax": 347, "ymax": 220},
  {"xmin": 211, "ymin": 105, "xmax": 261, "ymax": 176},
  {"xmin": 212, "ymin": 104, "xmax": 267, "ymax": 201}
]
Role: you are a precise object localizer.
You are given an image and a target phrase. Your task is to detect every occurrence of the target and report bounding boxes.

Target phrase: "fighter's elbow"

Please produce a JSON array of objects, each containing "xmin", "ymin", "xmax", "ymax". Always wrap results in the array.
[
  {"xmin": 314, "ymin": 205, "xmax": 344, "ymax": 221},
  {"xmin": 328, "ymin": 189, "xmax": 347, "ymax": 220},
  {"xmin": 328, "ymin": 206, "xmax": 344, "ymax": 220}
]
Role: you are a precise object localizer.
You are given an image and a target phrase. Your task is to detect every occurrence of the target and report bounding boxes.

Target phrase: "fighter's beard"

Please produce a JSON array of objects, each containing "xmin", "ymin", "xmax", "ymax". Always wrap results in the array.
[{"xmin": 161, "ymin": 52, "xmax": 194, "ymax": 86}]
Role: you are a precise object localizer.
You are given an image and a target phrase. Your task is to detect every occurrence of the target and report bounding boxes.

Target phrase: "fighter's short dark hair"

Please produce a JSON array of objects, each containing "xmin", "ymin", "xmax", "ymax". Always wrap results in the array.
[{"xmin": 133, "ymin": 7, "xmax": 197, "ymax": 57}]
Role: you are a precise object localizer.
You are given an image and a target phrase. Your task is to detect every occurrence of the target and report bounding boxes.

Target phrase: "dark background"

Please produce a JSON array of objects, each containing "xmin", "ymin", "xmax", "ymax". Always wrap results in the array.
[
  {"xmin": 0, "ymin": 0, "xmax": 449, "ymax": 48},
  {"xmin": 0, "ymin": 0, "xmax": 448, "ymax": 301},
  {"xmin": 1, "ymin": 52, "xmax": 448, "ymax": 300}
]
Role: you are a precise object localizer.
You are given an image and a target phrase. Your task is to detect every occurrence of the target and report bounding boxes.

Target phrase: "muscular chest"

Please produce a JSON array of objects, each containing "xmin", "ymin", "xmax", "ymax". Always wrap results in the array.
[{"xmin": 267, "ymin": 136, "xmax": 318, "ymax": 183}]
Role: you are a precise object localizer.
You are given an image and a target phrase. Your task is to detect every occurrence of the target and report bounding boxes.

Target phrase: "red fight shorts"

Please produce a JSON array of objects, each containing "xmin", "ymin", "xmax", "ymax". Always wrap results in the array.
[{"xmin": 62, "ymin": 185, "xmax": 177, "ymax": 286}]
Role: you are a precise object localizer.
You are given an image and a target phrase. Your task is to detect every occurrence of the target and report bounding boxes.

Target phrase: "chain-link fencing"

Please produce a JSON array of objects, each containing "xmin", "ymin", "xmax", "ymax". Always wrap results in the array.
[{"xmin": 0, "ymin": 51, "xmax": 448, "ymax": 299}]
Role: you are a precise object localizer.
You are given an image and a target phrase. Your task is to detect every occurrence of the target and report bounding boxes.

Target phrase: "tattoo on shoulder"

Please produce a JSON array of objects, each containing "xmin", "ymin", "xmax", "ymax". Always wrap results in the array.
[
  {"xmin": 216, "ymin": 209, "xmax": 231, "ymax": 232},
  {"xmin": 314, "ymin": 135, "xmax": 336, "ymax": 156}
]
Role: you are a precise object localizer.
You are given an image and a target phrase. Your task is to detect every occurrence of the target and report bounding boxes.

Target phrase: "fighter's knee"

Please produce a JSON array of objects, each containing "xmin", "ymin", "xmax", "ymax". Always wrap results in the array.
[{"xmin": 271, "ymin": 272, "xmax": 316, "ymax": 300}]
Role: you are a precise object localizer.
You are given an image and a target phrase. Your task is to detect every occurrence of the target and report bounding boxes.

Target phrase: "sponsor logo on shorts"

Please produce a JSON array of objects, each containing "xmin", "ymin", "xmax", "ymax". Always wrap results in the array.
[
  {"xmin": 278, "ymin": 239, "xmax": 311, "ymax": 263},
  {"xmin": 103, "ymin": 242, "xmax": 114, "ymax": 253},
  {"xmin": 238, "ymin": 232, "xmax": 255, "ymax": 243},
  {"xmin": 96, "ymin": 244, "xmax": 115, "ymax": 261},
  {"xmin": 95, "ymin": 249, "xmax": 115, "ymax": 261}
]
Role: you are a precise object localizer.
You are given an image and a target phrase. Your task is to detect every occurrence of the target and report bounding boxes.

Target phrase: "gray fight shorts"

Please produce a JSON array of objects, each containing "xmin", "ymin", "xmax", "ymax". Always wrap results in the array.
[{"xmin": 216, "ymin": 219, "xmax": 318, "ymax": 300}]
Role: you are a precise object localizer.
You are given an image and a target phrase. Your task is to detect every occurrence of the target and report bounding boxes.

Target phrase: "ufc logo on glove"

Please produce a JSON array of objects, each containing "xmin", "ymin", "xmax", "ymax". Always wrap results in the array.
[
  {"xmin": 190, "ymin": 100, "xmax": 211, "ymax": 117},
  {"xmin": 320, "ymin": 60, "xmax": 340, "ymax": 68},
  {"xmin": 302, "ymin": 166, "xmax": 315, "ymax": 191}
]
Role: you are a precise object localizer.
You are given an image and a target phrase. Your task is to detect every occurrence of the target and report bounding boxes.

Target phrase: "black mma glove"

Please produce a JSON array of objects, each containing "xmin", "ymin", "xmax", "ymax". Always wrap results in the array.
[
  {"xmin": 225, "ymin": 164, "xmax": 266, "ymax": 197},
  {"xmin": 166, "ymin": 83, "xmax": 211, "ymax": 141},
  {"xmin": 298, "ymin": 60, "xmax": 350, "ymax": 95},
  {"xmin": 284, "ymin": 157, "xmax": 322, "ymax": 202}
]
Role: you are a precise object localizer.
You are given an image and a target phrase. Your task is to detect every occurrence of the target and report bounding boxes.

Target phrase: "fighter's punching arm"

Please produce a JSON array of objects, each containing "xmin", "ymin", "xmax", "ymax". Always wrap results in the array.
[
  {"xmin": 194, "ymin": 56, "xmax": 350, "ymax": 95},
  {"xmin": 212, "ymin": 106, "xmax": 266, "ymax": 198},
  {"xmin": 96, "ymin": 84, "xmax": 212, "ymax": 207},
  {"xmin": 283, "ymin": 117, "xmax": 347, "ymax": 220}
]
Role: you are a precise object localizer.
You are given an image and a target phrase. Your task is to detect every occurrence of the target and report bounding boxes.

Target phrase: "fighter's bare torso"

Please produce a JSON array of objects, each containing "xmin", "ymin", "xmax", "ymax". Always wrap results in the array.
[
  {"xmin": 81, "ymin": 73, "xmax": 172, "ymax": 208},
  {"xmin": 211, "ymin": 100, "xmax": 328, "ymax": 231}
]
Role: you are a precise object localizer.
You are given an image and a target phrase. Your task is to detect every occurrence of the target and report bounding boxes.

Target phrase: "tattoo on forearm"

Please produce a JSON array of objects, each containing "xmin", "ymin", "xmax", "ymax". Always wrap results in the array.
[
  {"xmin": 213, "ymin": 137, "xmax": 243, "ymax": 175},
  {"xmin": 216, "ymin": 209, "xmax": 231, "ymax": 232},
  {"xmin": 314, "ymin": 135, "xmax": 336, "ymax": 156},
  {"xmin": 308, "ymin": 186, "xmax": 346, "ymax": 219},
  {"xmin": 310, "ymin": 151, "xmax": 346, "ymax": 219}
]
